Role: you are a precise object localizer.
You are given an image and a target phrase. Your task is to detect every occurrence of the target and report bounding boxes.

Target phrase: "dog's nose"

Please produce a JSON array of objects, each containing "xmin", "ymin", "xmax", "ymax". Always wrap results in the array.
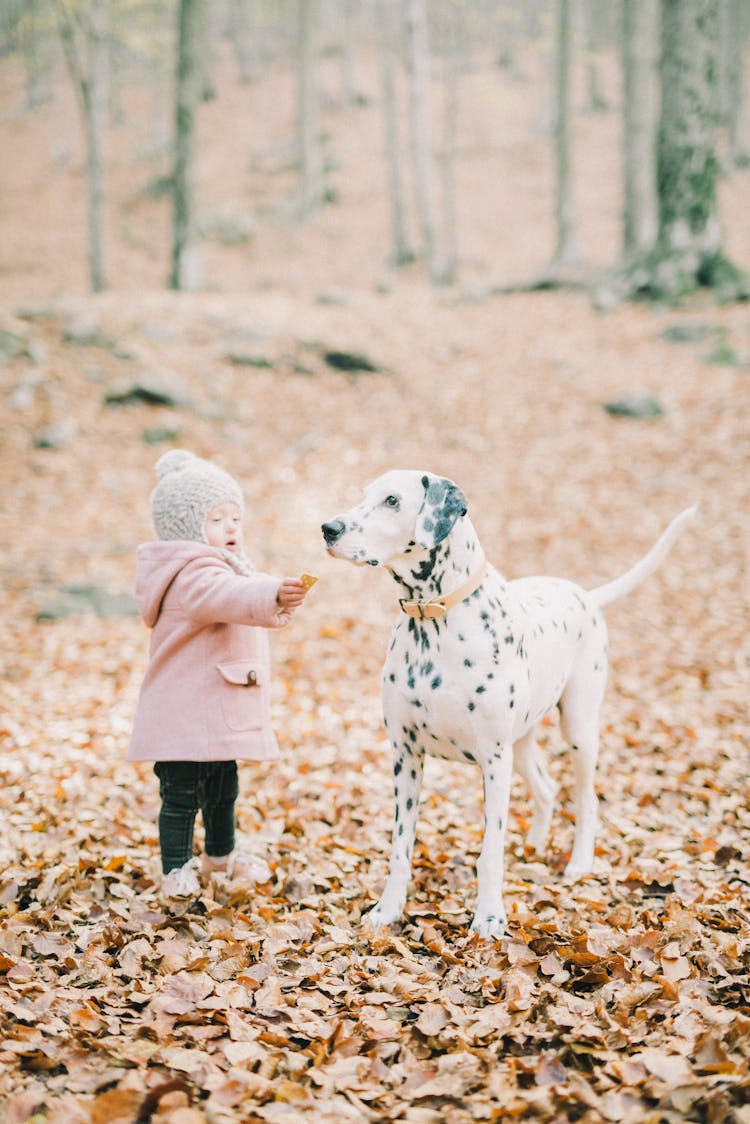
[{"xmin": 322, "ymin": 519, "xmax": 346, "ymax": 545}]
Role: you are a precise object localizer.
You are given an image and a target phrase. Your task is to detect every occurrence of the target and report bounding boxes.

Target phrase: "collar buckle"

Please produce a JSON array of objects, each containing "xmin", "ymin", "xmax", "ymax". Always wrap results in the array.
[{"xmin": 399, "ymin": 599, "xmax": 447, "ymax": 620}]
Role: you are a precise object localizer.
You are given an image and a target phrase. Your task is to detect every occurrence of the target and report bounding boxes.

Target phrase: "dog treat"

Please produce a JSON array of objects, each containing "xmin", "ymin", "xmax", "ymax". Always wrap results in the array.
[{"xmin": 299, "ymin": 572, "xmax": 319, "ymax": 590}]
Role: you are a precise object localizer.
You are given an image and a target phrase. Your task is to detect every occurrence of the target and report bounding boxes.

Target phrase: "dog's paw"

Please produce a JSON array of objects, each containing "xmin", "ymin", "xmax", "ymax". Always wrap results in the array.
[
  {"xmin": 566, "ymin": 854, "xmax": 593, "ymax": 881},
  {"xmin": 563, "ymin": 860, "xmax": 593, "ymax": 881},
  {"xmin": 363, "ymin": 902, "xmax": 402, "ymax": 931},
  {"xmin": 469, "ymin": 912, "xmax": 507, "ymax": 940}
]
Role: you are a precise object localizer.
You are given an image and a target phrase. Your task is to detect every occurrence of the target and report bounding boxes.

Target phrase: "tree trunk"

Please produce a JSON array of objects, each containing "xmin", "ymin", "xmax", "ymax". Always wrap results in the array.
[
  {"xmin": 650, "ymin": 0, "xmax": 750, "ymax": 297},
  {"xmin": 439, "ymin": 1, "xmax": 460, "ymax": 285},
  {"xmin": 295, "ymin": 0, "xmax": 325, "ymax": 217},
  {"xmin": 552, "ymin": 0, "xmax": 578, "ymax": 267},
  {"xmin": 339, "ymin": 0, "xmax": 357, "ymax": 105},
  {"xmin": 584, "ymin": 0, "xmax": 608, "ymax": 112},
  {"xmin": 22, "ymin": 0, "xmax": 52, "ymax": 109},
  {"xmin": 657, "ymin": 0, "xmax": 721, "ymax": 261},
  {"xmin": 377, "ymin": 0, "xmax": 414, "ymax": 266},
  {"xmin": 720, "ymin": 0, "xmax": 750, "ymax": 168},
  {"xmin": 228, "ymin": 0, "xmax": 261, "ymax": 84},
  {"xmin": 406, "ymin": 0, "xmax": 440, "ymax": 283},
  {"xmin": 84, "ymin": 1, "xmax": 108, "ymax": 293},
  {"xmin": 598, "ymin": 0, "xmax": 747, "ymax": 305},
  {"xmin": 57, "ymin": 0, "xmax": 109, "ymax": 293},
  {"xmin": 622, "ymin": 0, "xmax": 658, "ymax": 258},
  {"xmin": 197, "ymin": 0, "xmax": 216, "ymax": 102},
  {"xmin": 171, "ymin": 0, "xmax": 204, "ymax": 291}
]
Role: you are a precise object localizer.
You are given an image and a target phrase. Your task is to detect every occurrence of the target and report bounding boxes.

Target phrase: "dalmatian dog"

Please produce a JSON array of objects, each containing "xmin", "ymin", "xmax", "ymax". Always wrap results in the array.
[{"xmin": 322, "ymin": 470, "xmax": 695, "ymax": 939}]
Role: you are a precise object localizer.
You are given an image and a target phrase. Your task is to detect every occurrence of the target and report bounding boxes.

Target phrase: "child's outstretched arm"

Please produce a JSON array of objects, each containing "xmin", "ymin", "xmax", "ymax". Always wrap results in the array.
[{"xmin": 276, "ymin": 577, "xmax": 309, "ymax": 612}]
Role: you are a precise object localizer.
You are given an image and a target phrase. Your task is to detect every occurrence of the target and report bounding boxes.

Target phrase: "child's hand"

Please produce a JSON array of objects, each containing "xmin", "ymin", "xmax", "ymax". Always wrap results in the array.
[{"xmin": 276, "ymin": 578, "xmax": 308, "ymax": 611}]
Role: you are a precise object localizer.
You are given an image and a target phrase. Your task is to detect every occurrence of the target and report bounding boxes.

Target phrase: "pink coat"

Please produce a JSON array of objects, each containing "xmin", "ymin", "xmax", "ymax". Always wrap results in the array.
[{"xmin": 128, "ymin": 541, "xmax": 289, "ymax": 763}]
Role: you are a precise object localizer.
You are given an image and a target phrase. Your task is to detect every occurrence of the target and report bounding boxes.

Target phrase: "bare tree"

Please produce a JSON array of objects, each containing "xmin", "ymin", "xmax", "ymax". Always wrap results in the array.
[
  {"xmin": 720, "ymin": 0, "xmax": 750, "ymax": 169},
  {"xmin": 551, "ymin": 0, "xmax": 578, "ymax": 268},
  {"xmin": 438, "ymin": 0, "xmax": 460, "ymax": 285},
  {"xmin": 16, "ymin": 0, "xmax": 53, "ymax": 109},
  {"xmin": 406, "ymin": 0, "xmax": 440, "ymax": 282},
  {"xmin": 227, "ymin": 0, "xmax": 261, "ymax": 84},
  {"xmin": 609, "ymin": 0, "xmax": 748, "ymax": 302},
  {"xmin": 55, "ymin": 0, "xmax": 109, "ymax": 292},
  {"xmin": 339, "ymin": 0, "xmax": 358, "ymax": 105},
  {"xmin": 170, "ymin": 0, "xmax": 204, "ymax": 290},
  {"xmin": 377, "ymin": 0, "xmax": 414, "ymax": 266},
  {"xmin": 583, "ymin": 0, "xmax": 609, "ymax": 112},
  {"xmin": 294, "ymin": 0, "xmax": 325, "ymax": 217},
  {"xmin": 653, "ymin": 0, "xmax": 747, "ymax": 297},
  {"xmin": 621, "ymin": 0, "xmax": 658, "ymax": 259}
]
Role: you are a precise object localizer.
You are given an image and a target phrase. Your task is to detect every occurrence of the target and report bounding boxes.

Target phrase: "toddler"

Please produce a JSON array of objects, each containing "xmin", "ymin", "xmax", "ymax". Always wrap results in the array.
[{"xmin": 129, "ymin": 450, "xmax": 309, "ymax": 899}]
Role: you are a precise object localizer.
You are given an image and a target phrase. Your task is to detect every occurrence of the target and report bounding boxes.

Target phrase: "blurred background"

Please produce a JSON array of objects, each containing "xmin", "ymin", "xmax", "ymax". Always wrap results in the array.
[{"xmin": 1, "ymin": 0, "xmax": 749, "ymax": 299}]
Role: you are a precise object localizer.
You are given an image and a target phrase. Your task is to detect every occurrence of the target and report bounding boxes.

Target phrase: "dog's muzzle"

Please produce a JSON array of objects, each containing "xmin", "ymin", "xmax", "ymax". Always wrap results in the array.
[{"xmin": 322, "ymin": 520, "xmax": 346, "ymax": 545}]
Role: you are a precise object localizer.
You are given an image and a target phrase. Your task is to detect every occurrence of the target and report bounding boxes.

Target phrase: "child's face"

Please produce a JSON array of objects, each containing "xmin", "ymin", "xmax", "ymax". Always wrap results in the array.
[{"xmin": 204, "ymin": 503, "xmax": 243, "ymax": 553}]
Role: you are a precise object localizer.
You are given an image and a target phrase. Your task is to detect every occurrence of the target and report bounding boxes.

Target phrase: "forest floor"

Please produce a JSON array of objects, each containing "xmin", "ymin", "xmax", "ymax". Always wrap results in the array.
[{"xmin": 0, "ymin": 37, "xmax": 749, "ymax": 1124}]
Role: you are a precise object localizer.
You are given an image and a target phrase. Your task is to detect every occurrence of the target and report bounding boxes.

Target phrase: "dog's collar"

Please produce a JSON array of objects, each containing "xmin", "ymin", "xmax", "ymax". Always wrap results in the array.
[{"xmin": 399, "ymin": 556, "xmax": 488, "ymax": 620}]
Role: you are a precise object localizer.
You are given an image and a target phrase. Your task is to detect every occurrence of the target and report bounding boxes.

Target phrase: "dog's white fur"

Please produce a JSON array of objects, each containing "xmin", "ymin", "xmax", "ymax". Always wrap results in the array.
[{"xmin": 322, "ymin": 471, "xmax": 696, "ymax": 939}]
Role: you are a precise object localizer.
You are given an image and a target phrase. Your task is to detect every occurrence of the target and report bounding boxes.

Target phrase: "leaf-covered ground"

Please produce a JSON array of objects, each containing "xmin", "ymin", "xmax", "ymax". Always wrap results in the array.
[{"xmin": 1, "ymin": 38, "xmax": 749, "ymax": 1124}]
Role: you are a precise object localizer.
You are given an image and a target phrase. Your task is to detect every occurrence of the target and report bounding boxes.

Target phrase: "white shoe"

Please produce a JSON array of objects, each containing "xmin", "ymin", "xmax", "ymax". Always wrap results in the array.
[
  {"xmin": 161, "ymin": 859, "xmax": 200, "ymax": 898},
  {"xmin": 202, "ymin": 850, "xmax": 272, "ymax": 883}
]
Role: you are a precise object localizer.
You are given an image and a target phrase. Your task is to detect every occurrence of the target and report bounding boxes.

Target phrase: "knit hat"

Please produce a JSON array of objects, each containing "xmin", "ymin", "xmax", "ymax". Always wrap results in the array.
[{"xmin": 151, "ymin": 450, "xmax": 244, "ymax": 543}]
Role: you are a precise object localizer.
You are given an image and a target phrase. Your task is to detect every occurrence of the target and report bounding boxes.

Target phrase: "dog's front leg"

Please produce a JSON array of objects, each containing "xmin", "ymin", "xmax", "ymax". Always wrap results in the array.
[
  {"xmin": 366, "ymin": 739, "xmax": 425, "ymax": 930},
  {"xmin": 470, "ymin": 743, "xmax": 513, "ymax": 939}
]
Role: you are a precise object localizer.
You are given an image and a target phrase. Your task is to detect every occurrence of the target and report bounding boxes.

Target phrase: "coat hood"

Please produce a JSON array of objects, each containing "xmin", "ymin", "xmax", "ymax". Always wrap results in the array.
[{"xmin": 136, "ymin": 540, "xmax": 221, "ymax": 627}]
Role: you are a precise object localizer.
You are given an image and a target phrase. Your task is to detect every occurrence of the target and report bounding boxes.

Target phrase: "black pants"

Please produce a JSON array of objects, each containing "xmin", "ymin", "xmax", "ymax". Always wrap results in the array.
[{"xmin": 154, "ymin": 761, "xmax": 239, "ymax": 874}]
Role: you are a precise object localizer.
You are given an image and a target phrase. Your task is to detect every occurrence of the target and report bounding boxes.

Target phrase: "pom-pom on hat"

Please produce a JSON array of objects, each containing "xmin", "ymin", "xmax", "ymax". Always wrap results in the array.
[{"xmin": 151, "ymin": 450, "xmax": 244, "ymax": 543}]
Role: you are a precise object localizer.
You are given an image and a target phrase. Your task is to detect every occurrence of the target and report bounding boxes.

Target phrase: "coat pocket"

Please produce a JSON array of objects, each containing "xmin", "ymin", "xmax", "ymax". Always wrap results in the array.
[{"xmin": 216, "ymin": 661, "xmax": 265, "ymax": 732}]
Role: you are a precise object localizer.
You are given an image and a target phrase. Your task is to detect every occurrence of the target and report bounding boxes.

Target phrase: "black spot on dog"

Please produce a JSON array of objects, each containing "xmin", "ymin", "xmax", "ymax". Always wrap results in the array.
[
  {"xmin": 431, "ymin": 676, "xmax": 442, "ymax": 690},
  {"xmin": 412, "ymin": 551, "xmax": 438, "ymax": 581}
]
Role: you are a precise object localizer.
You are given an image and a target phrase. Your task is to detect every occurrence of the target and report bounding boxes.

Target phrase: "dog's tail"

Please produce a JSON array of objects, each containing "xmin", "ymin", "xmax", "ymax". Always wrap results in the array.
[{"xmin": 591, "ymin": 506, "xmax": 698, "ymax": 609}]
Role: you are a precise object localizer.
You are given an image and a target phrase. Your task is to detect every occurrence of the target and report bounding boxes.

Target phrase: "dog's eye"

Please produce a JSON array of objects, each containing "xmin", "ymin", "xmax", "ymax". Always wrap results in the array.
[{"xmin": 384, "ymin": 495, "xmax": 400, "ymax": 510}]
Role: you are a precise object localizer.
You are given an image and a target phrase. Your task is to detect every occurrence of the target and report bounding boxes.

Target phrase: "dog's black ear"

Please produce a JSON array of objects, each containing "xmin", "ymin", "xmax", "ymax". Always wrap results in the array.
[{"xmin": 415, "ymin": 474, "xmax": 468, "ymax": 549}]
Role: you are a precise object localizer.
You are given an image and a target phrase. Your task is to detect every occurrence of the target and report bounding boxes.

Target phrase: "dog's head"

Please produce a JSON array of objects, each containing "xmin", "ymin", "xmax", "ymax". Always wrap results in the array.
[{"xmin": 322, "ymin": 470, "xmax": 468, "ymax": 567}]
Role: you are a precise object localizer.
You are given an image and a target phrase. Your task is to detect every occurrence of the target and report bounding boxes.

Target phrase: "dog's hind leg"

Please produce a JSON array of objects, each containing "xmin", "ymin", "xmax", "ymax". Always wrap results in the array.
[
  {"xmin": 559, "ymin": 676, "xmax": 605, "ymax": 879},
  {"xmin": 366, "ymin": 734, "xmax": 426, "ymax": 930},
  {"xmin": 514, "ymin": 727, "xmax": 557, "ymax": 855},
  {"xmin": 471, "ymin": 740, "xmax": 513, "ymax": 939}
]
